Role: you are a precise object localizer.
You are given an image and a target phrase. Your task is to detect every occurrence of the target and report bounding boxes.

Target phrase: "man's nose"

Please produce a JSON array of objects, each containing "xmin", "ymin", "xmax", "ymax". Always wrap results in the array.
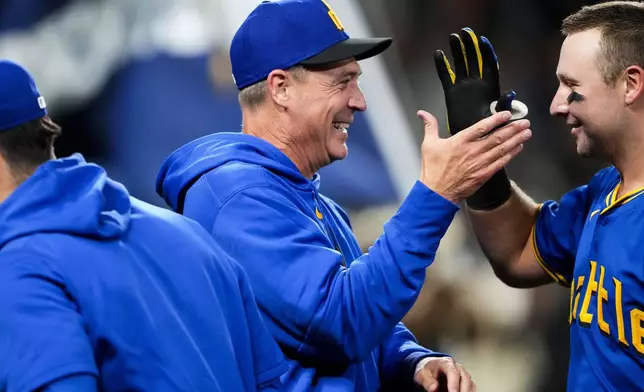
[
  {"xmin": 349, "ymin": 87, "xmax": 367, "ymax": 112},
  {"xmin": 550, "ymin": 88, "xmax": 570, "ymax": 117}
]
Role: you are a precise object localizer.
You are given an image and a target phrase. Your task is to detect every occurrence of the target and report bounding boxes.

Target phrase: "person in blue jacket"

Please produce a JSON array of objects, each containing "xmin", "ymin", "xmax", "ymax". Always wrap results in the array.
[
  {"xmin": 156, "ymin": 1, "xmax": 532, "ymax": 391},
  {"xmin": 0, "ymin": 60, "xmax": 287, "ymax": 392}
]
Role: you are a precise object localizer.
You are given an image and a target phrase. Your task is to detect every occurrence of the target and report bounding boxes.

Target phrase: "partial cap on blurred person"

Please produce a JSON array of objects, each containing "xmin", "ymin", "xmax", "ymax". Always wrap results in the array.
[
  {"xmin": 229, "ymin": 0, "xmax": 392, "ymax": 90},
  {"xmin": 0, "ymin": 60, "xmax": 47, "ymax": 131}
]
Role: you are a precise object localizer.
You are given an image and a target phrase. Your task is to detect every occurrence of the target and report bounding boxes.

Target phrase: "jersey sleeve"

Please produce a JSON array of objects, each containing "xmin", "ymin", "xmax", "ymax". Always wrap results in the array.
[
  {"xmin": 0, "ymin": 252, "xmax": 97, "ymax": 392},
  {"xmin": 531, "ymin": 185, "xmax": 591, "ymax": 287}
]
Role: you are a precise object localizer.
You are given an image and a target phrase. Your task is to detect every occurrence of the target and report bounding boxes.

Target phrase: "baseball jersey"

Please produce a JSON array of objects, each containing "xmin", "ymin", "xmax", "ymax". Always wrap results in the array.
[{"xmin": 532, "ymin": 166, "xmax": 644, "ymax": 391}]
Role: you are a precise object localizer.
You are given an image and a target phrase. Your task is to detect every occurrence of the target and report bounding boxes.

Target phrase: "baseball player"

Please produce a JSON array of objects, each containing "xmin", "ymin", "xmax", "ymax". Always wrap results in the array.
[{"xmin": 435, "ymin": 2, "xmax": 644, "ymax": 390}]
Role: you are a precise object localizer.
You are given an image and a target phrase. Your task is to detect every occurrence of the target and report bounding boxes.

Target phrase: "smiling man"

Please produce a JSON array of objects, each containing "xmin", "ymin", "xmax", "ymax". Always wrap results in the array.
[
  {"xmin": 436, "ymin": 2, "xmax": 644, "ymax": 391},
  {"xmin": 155, "ymin": 0, "xmax": 535, "ymax": 391}
]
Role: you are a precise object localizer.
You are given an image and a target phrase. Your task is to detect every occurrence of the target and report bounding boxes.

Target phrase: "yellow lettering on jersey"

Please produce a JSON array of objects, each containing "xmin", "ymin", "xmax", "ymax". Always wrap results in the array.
[
  {"xmin": 572, "ymin": 276, "xmax": 585, "ymax": 321},
  {"xmin": 630, "ymin": 309, "xmax": 644, "ymax": 355},
  {"xmin": 579, "ymin": 261, "xmax": 598, "ymax": 326},
  {"xmin": 320, "ymin": 0, "xmax": 345, "ymax": 31},
  {"xmin": 597, "ymin": 265, "xmax": 610, "ymax": 335},
  {"xmin": 613, "ymin": 277, "xmax": 629, "ymax": 347},
  {"xmin": 571, "ymin": 263, "xmax": 644, "ymax": 352}
]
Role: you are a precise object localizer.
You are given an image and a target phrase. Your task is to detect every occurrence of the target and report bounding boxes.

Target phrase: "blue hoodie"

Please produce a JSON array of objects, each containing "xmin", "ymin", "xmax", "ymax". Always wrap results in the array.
[
  {"xmin": 157, "ymin": 133, "xmax": 461, "ymax": 391},
  {"xmin": 0, "ymin": 154, "xmax": 287, "ymax": 392}
]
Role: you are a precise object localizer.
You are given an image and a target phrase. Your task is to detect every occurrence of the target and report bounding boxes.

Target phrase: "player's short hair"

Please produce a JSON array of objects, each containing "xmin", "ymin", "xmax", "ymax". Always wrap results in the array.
[
  {"xmin": 562, "ymin": 1, "xmax": 644, "ymax": 85},
  {"xmin": 238, "ymin": 65, "xmax": 308, "ymax": 109},
  {"xmin": 0, "ymin": 116, "xmax": 61, "ymax": 181}
]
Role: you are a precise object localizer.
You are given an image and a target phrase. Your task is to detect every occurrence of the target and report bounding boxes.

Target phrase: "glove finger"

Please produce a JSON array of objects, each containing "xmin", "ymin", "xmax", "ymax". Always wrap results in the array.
[
  {"xmin": 433, "ymin": 50, "xmax": 455, "ymax": 92},
  {"xmin": 448, "ymin": 33, "xmax": 468, "ymax": 80},
  {"xmin": 480, "ymin": 36, "xmax": 500, "ymax": 91},
  {"xmin": 460, "ymin": 27, "xmax": 483, "ymax": 79}
]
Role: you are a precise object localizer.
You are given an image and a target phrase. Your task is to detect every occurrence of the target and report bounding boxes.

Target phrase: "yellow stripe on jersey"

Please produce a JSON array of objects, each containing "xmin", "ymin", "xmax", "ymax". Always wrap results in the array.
[
  {"xmin": 601, "ymin": 183, "xmax": 644, "ymax": 215},
  {"xmin": 604, "ymin": 186, "xmax": 615, "ymax": 208},
  {"xmin": 530, "ymin": 204, "xmax": 571, "ymax": 287},
  {"xmin": 624, "ymin": 189, "xmax": 644, "ymax": 204},
  {"xmin": 611, "ymin": 183, "xmax": 620, "ymax": 205}
]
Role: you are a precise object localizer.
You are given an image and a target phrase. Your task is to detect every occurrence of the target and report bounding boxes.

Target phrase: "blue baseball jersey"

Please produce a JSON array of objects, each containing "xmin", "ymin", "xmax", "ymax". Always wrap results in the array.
[{"xmin": 532, "ymin": 166, "xmax": 644, "ymax": 391}]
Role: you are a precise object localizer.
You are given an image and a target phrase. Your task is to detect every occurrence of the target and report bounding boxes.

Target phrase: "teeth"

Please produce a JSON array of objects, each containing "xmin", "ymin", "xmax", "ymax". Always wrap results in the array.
[{"xmin": 333, "ymin": 123, "xmax": 350, "ymax": 130}]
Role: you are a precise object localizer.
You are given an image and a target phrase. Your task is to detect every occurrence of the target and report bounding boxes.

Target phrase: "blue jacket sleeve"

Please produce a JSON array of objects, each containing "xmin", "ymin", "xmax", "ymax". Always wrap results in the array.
[
  {"xmin": 40, "ymin": 375, "xmax": 97, "ymax": 392},
  {"xmin": 202, "ymin": 180, "xmax": 459, "ymax": 365},
  {"xmin": 0, "ymin": 252, "xmax": 97, "ymax": 392},
  {"xmin": 233, "ymin": 261, "xmax": 288, "ymax": 389},
  {"xmin": 378, "ymin": 323, "xmax": 448, "ymax": 390}
]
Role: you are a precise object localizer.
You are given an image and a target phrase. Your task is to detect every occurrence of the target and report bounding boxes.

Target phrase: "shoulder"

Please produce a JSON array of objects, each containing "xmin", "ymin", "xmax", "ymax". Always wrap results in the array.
[
  {"xmin": 0, "ymin": 249, "xmax": 58, "ymax": 291},
  {"xmin": 129, "ymin": 198, "xmax": 242, "ymax": 269},
  {"xmin": 131, "ymin": 198, "xmax": 211, "ymax": 238},
  {"xmin": 195, "ymin": 162, "xmax": 282, "ymax": 203},
  {"xmin": 590, "ymin": 166, "xmax": 619, "ymax": 187},
  {"xmin": 198, "ymin": 162, "xmax": 308, "ymax": 209},
  {"xmin": 588, "ymin": 166, "xmax": 620, "ymax": 199}
]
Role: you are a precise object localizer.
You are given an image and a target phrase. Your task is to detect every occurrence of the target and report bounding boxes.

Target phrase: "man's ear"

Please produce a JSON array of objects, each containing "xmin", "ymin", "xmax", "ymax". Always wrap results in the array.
[
  {"xmin": 266, "ymin": 69, "xmax": 291, "ymax": 108},
  {"xmin": 624, "ymin": 65, "xmax": 644, "ymax": 105}
]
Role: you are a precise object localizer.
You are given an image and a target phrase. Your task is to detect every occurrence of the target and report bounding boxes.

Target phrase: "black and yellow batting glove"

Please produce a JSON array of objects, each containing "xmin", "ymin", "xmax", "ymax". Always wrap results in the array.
[{"xmin": 434, "ymin": 27, "xmax": 528, "ymax": 210}]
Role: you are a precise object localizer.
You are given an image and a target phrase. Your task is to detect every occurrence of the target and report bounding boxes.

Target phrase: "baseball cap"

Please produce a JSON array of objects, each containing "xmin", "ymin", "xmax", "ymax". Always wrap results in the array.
[
  {"xmin": 0, "ymin": 60, "xmax": 47, "ymax": 132},
  {"xmin": 230, "ymin": 0, "xmax": 392, "ymax": 90}
]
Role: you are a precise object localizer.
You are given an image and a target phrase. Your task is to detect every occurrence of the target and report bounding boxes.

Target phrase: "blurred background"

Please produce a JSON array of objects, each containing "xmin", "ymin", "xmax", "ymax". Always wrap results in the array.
[{"xmin": 0, "ymin": 0, "xmax": 610, "ymax": 390}]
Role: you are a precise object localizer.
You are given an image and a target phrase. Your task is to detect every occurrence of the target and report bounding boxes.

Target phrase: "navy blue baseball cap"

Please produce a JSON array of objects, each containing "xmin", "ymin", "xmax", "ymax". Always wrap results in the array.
[
  {"xmin": 230, "ymin": 0, "xmax": 392, "ymax": 90},
  {"xmin": 0, "ymin": 60, "xmax": 47, "ymax": 132}
]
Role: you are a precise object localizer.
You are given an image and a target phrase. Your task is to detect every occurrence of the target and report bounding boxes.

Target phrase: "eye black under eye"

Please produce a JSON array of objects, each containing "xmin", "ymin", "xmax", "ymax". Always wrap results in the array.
[{"xmin": 567, "ymin": 91, "xmax": 585, "ymax": 103}]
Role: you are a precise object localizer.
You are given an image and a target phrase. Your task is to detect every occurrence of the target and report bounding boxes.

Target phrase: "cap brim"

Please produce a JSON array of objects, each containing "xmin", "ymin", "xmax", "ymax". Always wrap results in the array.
[{"xmin": 300, "ymin": 37, "xmax": 392, "ymax": 65}]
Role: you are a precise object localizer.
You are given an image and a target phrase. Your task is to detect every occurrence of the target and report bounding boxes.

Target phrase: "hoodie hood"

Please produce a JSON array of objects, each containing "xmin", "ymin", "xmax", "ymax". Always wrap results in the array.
[
  {"xmin": 0, "ymin": 154, "xmax": 131, "ymax": 248},
  {"xmin": 157, "ymin": 132, "xmax": 315, "ymax": 212}
]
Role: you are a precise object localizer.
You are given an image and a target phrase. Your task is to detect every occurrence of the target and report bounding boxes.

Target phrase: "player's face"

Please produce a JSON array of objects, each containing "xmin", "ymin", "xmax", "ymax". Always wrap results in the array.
[
  {"xmin": 288, "ymin": 59, "xmax": 366, "ymax": 166},
  {"xmin": 550, "ymin": 29, "xmax": 627, "ymax": 159}
]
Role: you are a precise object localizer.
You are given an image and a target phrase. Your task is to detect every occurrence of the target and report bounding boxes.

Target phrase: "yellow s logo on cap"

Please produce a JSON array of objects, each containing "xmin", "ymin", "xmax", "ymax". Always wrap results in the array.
[{"xmin": 321, "ymin": 0, "xmax": 344, "ymax": 31}]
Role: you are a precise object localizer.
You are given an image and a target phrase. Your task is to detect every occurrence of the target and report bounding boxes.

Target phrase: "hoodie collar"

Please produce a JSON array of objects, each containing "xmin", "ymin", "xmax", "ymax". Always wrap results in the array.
[
  {"xmin": 156, "ymin": 132, "xmax": 323, "ymax": 211},
  {"xmin": 0, "ymin": 154, "xmax": 131, "ymax": 249}
]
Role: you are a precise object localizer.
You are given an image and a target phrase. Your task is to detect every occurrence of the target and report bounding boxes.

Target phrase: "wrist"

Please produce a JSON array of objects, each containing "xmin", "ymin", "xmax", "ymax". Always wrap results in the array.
[
  {"xmin": 419, "ymin": 178, "xmax": 462, "ymax": 205},
  {"xmin": 414, "ymin": 357, "xmax": 433, "ymax": 376},
  {"xmin": 466, "ymin": 168, "xmax": 512, "ymax": 210},
  {"xmin": 413, "ymin": 355, "xmax": 452, "ymax": 385}
]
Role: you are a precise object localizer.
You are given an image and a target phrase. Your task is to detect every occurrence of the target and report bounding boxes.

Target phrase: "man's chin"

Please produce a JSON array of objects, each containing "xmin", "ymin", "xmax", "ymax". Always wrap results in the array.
[
  {"xmin": 577, "ymin": 148, "xmax": 592, "ymax": 158},
  {"xmin": 575, "ymin": 138, "xmax": 593, "ymax": 158},
  {"xmin": 577, "ymin": 144, "xmax": 604, "ymax": 160},
  {"xmin": 329, "ymin": 146, "xmax": 348, "ymax": 162}
]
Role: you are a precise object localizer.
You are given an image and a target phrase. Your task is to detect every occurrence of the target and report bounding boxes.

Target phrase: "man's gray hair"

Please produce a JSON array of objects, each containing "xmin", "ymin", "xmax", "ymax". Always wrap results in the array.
[{"xmin": 238, "ymin": 65, "xmax": 308, "ymax": 109}]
